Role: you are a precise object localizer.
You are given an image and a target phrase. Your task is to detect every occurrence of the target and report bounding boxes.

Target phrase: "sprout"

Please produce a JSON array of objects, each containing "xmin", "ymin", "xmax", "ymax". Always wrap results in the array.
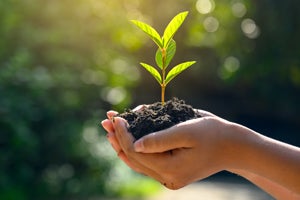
[{"xmin": 131, "ymin": 11, "xmax": 196, "ymax": 104}]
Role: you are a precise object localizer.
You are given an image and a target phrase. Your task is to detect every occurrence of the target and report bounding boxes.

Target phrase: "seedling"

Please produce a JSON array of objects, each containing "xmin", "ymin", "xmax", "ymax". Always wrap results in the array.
[{"xmin": 131, "ymin": 11, "xmax": 196, "ymax": 104}]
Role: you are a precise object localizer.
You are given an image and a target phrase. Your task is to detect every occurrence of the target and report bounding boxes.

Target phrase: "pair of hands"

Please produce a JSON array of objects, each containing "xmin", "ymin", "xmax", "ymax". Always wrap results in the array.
[
  {"xmin": 102, "ymin": 107, "xmax": 300, "ymax": 198},
  {"xmin": 101, "ymin": 109, "xmax": 234, "ymax": 190}
]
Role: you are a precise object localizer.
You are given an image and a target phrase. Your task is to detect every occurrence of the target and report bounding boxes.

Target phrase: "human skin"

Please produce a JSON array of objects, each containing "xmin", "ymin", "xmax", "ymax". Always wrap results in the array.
[{"xmin": 101, "ymin": 110, "xmax": 300, "ymax": 199}]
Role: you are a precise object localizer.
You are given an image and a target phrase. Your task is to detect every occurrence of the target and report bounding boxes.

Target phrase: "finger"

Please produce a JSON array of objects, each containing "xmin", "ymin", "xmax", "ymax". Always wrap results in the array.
[
  {"xmin": 117, "ymin": 150, "xmax": 144, "ymax": 174},
  {"xmin": 134, "ymin": 119, "xmax": 197, "ymax": 153},
  {"xmin": 195, "ymin": 109, "xmax": 216, "ymax": 117},
  {"xmin": 104, "ymin": 117, "xmax": 164, "ymax": 183},
  {"xmin": 107, "ymin": 110, "xmax": 118, "ymax": 120},
  {"xmin": 112, "ymin": 117, "xmax": 169, "ymax": 183},
  {"xmin": 106, "ymin": 130, "xmax": 144, "ymax": 174},
  {"xmin": 120, "ymin": 153, "xmax": 167, "ymax": 186},
  {"xmin": 117, "ymin": 149, "xmax": 166, "ymax": 183},
  {"xmin": 107, "ymin": 132, "xmax": 122, "ymax": 153},
  {"xmin": 107, "ymin": 133, "xmax": 147, "ymax": 175},
  {"xmin": 101, "ymin": 119, "xmax": 115, "ymax": 133},
  {"xmin": 112, "ymin": 117, "xmax": 135, "ymax": 153},
  {"xmin": 117, "ymin": 150, "xmax": 166, "ymax": 182}
]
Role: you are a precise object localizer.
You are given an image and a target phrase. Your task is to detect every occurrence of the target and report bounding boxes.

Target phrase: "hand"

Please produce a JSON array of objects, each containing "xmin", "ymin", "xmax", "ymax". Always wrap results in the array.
[
  {"xmin": 102, "ymin": 108, "xmax": 300, "ymax": 198},
  {"xmin": 101, "ymin": 109, "xmax": 234, "ymax": 189}
]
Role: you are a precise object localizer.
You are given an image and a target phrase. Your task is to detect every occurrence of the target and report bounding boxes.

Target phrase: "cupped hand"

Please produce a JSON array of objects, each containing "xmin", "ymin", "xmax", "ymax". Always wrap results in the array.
[{"xmin": 101, "ymin": 109, "xmax": 233, "ymax": 190}]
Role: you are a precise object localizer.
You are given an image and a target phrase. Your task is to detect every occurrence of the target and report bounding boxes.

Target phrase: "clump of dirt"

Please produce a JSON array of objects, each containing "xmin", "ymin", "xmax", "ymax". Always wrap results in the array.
[{"xmin": 118, "ymin": 97, "xmax": 202, "ymax": 140}]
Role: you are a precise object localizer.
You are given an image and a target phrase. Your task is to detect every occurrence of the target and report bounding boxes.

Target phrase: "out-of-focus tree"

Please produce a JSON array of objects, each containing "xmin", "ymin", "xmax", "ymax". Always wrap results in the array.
[{"xmin": 0, "ymin": 0, "xmax": 153, "ymax": 199}]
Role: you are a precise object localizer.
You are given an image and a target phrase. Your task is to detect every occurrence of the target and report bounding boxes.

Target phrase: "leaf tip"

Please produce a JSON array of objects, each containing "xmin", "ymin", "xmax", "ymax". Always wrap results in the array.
[
  {"xmin": 130, "ymin": 19, "xmax": 137, "ymax": 24},
  {"xmin": 181, "ymin": 11, "xmax": 189, "ymax": 16}
]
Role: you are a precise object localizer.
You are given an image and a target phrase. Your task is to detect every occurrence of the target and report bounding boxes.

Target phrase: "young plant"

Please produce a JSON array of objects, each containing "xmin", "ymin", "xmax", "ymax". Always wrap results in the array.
[{"xmin": 131, "ymin": 11, "xmax": 196, "ymax": 104}]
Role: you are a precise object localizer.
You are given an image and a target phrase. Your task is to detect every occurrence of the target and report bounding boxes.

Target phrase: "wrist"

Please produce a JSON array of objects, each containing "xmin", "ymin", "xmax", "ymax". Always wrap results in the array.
[{"xmin": 219, "ymin": 121, "xmax": 260, "ymax": 171}]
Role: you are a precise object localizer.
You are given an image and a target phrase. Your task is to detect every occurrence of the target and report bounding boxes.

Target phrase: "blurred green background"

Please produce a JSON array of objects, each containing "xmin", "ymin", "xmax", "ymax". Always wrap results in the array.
[{"xmin": 0, "ymin": 0, "xmax": 299, "ymax": 199}]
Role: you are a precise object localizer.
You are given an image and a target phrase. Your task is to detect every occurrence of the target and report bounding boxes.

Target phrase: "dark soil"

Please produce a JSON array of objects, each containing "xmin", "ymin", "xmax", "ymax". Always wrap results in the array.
[{"xmin": 118, "ymin": 97, "xmax": 202, "ymax": 140}]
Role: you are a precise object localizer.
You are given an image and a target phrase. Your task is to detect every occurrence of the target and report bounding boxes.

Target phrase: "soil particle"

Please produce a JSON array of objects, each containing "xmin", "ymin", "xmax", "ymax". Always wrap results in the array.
[{"xmin": 118, "ymin": 97, "xmax": 202, "ymax": 140}]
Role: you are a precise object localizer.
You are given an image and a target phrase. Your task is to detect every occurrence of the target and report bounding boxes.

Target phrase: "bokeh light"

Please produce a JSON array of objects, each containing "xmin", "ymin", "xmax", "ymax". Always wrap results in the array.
[
  {"xmin": 101, "ymin": 86, "xmax": 127, "ymax": 105},
  {"xmin": 219, "ymin": 56, "xmax": 240, "ymax": 80},
  {"xmin": 224, "ymin": 56, "xmax": 240, "ymax": 73},
  {"xmin": 203, "ymin": 16, "xmax": 219, "ymax": 32},
  {"xmin": 196, "ymin": 0, "xmax": 215, "ymax": 14},
  {"xmin": 231, "ymin": 2, "xmax": 247, "ymax": 18},
  {"xmin": 241, "ymin": 18, "xmax": 260, "ymax": 39}
]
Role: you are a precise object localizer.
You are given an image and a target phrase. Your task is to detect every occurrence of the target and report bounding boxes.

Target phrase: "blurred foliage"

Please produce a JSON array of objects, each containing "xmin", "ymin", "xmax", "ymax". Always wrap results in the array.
[
  {"xmin": 0, "ymin": 0, "xmax": 145, "ymax": 199},
  {"xmin": 0, "ymin": 0, "xmax": 300, "ymax": 199}
]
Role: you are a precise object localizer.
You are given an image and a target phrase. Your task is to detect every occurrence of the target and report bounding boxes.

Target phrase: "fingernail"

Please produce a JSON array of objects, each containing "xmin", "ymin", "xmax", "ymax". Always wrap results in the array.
[
  {"xmin": 100, "ymin": 120, "xmax": 108, "ymax": 133},
  {"xmin": 134, "ymin": 139, "xmax": 144, "ymax": 152},
  {"xmin": 100, "ymin": 120, "xmax": 106, "ymax": 125}
]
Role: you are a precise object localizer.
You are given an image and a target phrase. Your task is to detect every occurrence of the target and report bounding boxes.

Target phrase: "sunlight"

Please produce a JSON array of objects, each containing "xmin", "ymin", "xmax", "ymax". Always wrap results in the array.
[
  {"xmin": 218, "ymin": 56, "xmax": 240, "ymax": 80},
  {"xmin": 196, "ymin": 0, "xmax": 215, "ymax": 14},
  {"xmin": 232, "ymin": 2, "xmax": 247, "ymax": 18},
  {"xmin": 82, "ymin": 126, "xmax": 99, "ymax": 143},
  {"xmin": 203, "ymin": 16, "xmax": 219, "ymax": 32},
  {"xmin": 124, "ymin": 0, "xmax": 142, "ymax": 20},
  {"xmin": 241, "ymin": 18, "xmax": 260, "ymax": 39},
  {"xmin": 101, "ymin": 86, "xmax": 127, "ymax": 105},
  {"xmin": 110, "ymin": 58, "xmax": 140, "ymax": 81},
  {"xmin": 224, "ymin": 56, "xmax": 240, "ymax": 73}
]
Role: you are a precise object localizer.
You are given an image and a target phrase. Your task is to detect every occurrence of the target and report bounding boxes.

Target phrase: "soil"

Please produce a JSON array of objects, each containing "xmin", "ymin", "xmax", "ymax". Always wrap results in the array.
[{"xmin": 118, "ymin": 97, "xmax": 202, "ymax": 140}]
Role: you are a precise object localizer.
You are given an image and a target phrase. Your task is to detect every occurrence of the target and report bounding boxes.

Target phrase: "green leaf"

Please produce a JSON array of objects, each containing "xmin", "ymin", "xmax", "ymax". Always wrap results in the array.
[
  {"xmin": 131, "ymin": 20, "xmax": 163, "ymax": 48},
  {"xmin": 155, "ymin": 39, "xmax": 176, "ymax": 70},
  {"xmin": 165, "ymin": 61, "xmax": 196, "ymax": 85},
  {"xmin": 162, "ymin": 11, "xmax": 189, "ymax": 48},
  {"xmin": 140, "ymin": 62, "xmax": 162, "ymax": 84},
  {"xmin": 155, "ymin": 48, "xmax": 163, "ymax": 69}
]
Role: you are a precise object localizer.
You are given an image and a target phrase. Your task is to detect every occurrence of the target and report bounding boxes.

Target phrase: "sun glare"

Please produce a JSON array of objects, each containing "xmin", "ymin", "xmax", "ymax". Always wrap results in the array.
[
  {"xmin": 241, "ymin": 18, "xmax": 260, "ymax": 39},
  {"xmin": 196, "ymin": 0, "xmax": 215, "ymax": 14}
]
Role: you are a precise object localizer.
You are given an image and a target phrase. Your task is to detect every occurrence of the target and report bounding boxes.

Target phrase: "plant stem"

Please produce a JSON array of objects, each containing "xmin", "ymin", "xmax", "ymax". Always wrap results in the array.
[
  {"xmin": 161, "ymin": 84, "xmax": 165, "ymax": 105},
  {"xmin": 161, "ymin": 67, "xmax": 166, "ymax": 105},
  {"xmin": 161, "ymin": 48, "xmax": 167, "ymax": 105}
]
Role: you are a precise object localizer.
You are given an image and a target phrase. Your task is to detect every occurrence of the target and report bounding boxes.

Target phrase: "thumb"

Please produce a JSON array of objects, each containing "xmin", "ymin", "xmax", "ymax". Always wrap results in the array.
[{"xmin": 133, "ymin": 124, "xmax": 191, "ymax": 153}]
